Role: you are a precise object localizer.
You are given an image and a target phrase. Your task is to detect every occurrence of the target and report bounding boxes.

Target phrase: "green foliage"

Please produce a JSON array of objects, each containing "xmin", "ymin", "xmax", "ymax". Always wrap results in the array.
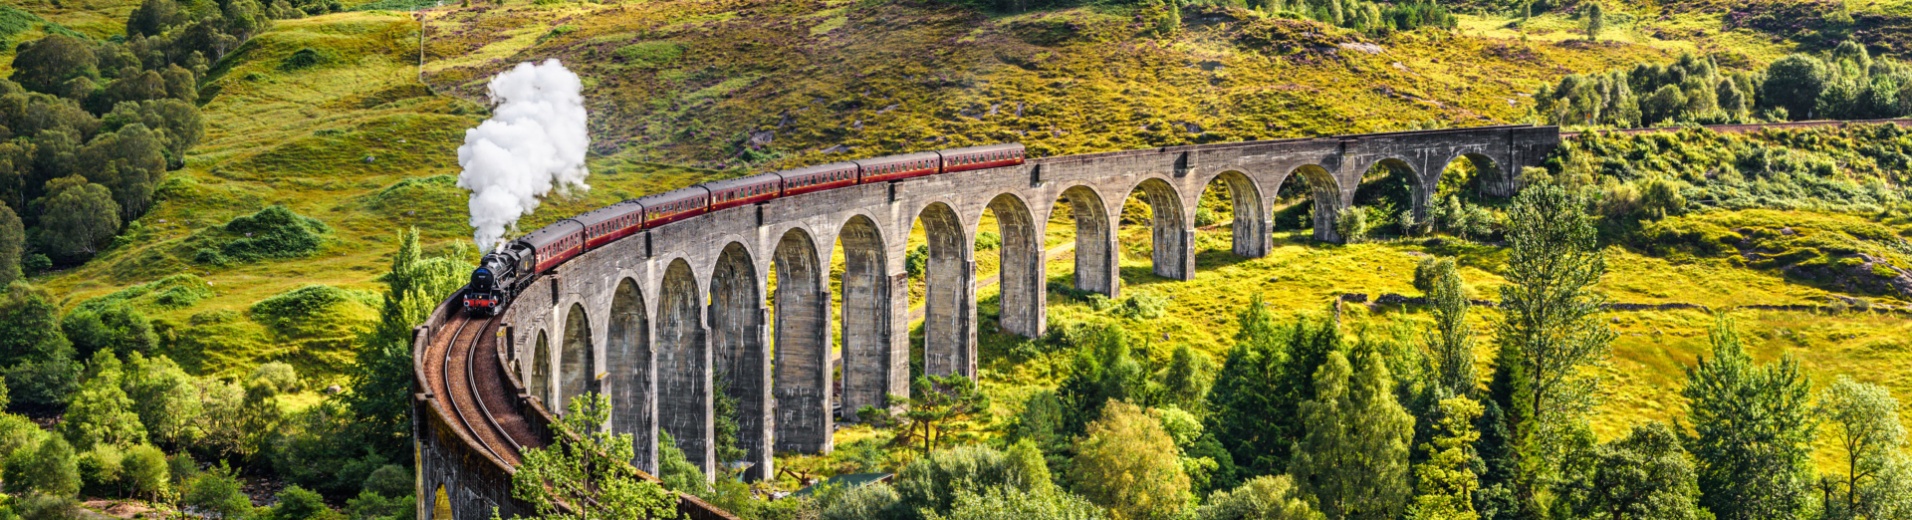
[
  {"xmin": 1206, "ymin": 301, "xmax": 1341, "ymax": 483},
  {"xmin": 120, "ymin": 443, "xmax": 170, "ymax": 501},
  {"xmin": 1556, "ymin": 422, "xmax": 1708, "ymax": 520},
  {"xmin": 1407, "ymin": 397, "xmax": 1482, "ymax": 520},
  {"xmin": 280, "ymin": 48, "xmax": 336, "ymax": 71},
  {"xmin": 1197, "ymin": 475, "xmax": 1322, "ymax": 520},
  {"xmin": 1420, "ymin": 257, "xmax": 1476, "ymax": 399},
  {"xmin": 266, "ymin": 485, "xmax": 341, "ymax": 520},
  {"xmin": 509, "ymin": 394, "xmax": 679, "ymax": 520},
  {"xmin": 930, "ymin": 487, "xmax": 1109, "ymax": 520},
  {"xmin": 0, "ymin": 203, "xmax": 21, "ymax": 288},
  {"xmin": 898, "ymin": 374, "xmax": 990, "ymax": 457},
  {"xmin": 344, "ymin": 489, "xmax": 415, "ymax": 520},
  {"xmin": 1054, "ymin": 322, "xmax": 1148, "ymax": 440},
  {"xmin": 6, "ymin": 436, "xmax": 80, "ymax": 498},
  {"xmin": 35, "ymin": 178, "xmax": 121, "ymax": 263},
  {"xmin": 123, "ymin": 353, "xmax": 201, "ymax": 450},
  {"xmin": 183, "ymin": 463, "xmax": 253, "ymax": 520},
  {"xmin": 218, "ymin": 205, "xmax": 328, "ymax": 261},
  {"xmin": 1488, "ymin": 178, "xmax": 1612, "ymax": 510},
  {"xmin": 76, "ymin": 444, "xmax": 124, "ymax": 496},
  {"xmin": 821, "ymin": 482, "xmax": 902, "ymax": 520},
  {"xmin": 0, "ymin": 284, "xmax": 78, "ymax": 412},
  {"xmin": 62, "ymin": 350, "xmax": 146, "ymax": 451},
  {"xmin": 657, "ymin": 429, "xmax": 709, "ymax": 495},
  {"xmin": 894, "ymin": 443, "xmax": 1055, "ymax": 519},
  {"xmin": 614, "ymin": 41, "xmax": 686, "ymax": 68},
  {"xmin": 1582, "ymin": 2, "xmax": 1603, "ymax": 41},
  {"xmin": 1289, "ymin": 347, "xmax": 1414, "ymax": 520},
  {"xmin": 61, "ymin": 301, "xmax": 156, "ymax": 360},
  {"xmin": 76, "ymin": 274, "xmax": 214, "ymax": 313},
  {"xmin": 1070, "ymin": 401, "xmax": 1191, "ymax": 520},
  {"xmin": 1683, "ymin": 316, "xmax": 1816, "ymax": 520},
  {"xmin": 1818, "ymin": 376, "xmax": 1912, "ymax": 520},
  {"xmin": 248, "ymin": 285, "xmax": 362, "ymax": 337},
  {"xmin": 1334, "ymin": 206, "xmax": 1369, "ymax": 244}
]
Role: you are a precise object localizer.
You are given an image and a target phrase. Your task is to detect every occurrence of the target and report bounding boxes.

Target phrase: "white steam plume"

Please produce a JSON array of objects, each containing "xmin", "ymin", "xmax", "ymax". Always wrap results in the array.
[{"xmin": 456, "ymin": 59, "xmax": 591, "ymax": 251}]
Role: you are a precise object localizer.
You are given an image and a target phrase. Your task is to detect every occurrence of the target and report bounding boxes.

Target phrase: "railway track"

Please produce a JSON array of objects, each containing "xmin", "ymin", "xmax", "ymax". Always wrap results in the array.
[{"xmin": 424, "ymin": 303, "xmax": 541, "ymax": 468}]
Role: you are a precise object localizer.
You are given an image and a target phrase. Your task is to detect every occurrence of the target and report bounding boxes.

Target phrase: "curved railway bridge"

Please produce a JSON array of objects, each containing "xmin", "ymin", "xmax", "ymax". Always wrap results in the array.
[{"xmin": 413, "ymin": 125, "xmax": 1563, "ymax": 519}]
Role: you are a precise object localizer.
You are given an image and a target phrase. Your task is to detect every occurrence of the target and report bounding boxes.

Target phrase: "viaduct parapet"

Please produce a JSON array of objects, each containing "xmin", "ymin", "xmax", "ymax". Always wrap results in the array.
[{"xmin": 414, "ymin": 124, "xmax": 1560, "ymax": 519}]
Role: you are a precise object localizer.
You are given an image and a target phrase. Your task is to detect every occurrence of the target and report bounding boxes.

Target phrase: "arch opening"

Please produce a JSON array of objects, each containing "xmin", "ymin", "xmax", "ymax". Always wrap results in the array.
[
  {"xmin": 1049, "ymin": 185, "xmax": 1116, "ymax": 298},
  {"xmin": 1274, "ymin": 165, "xmax": 1344, "ymax": 242},
  {"xmin": 983, "ymin": 193, "xmax": 1044, "ymax": 340},
  {"xmin": 607, "ymin": 278, "xmax": 653, "ymax": 471},
  {"xmin": 909, "ymin": 202, "xmax": 973, "ymax": 378},
  {"xmin": 559, "ymin": 303, "xmax": 595, "ymax": 413},
  {"xmin": 1196, "ymin": 171, "xmax": 1268, "ymax": 260},
  {"xmin": 772, "ymin": 228, "xmax": 831, "ymax": 454},
  {"xmin": 530, "ymin": 330, "xmax": 552, "ymax": 406},
  {"xmin": 657, "ymin": 259, "xmax": 712, "ymax": 476},
  {"xmin": 1351, "ymin": 157, "xmax": 1421, "ymax": 240},
  {"xmin": 1119, "ymin": 178, "xmax": 1192, "ymax": 280},
  {"xmin": 835, "ymin": 215, "xmax": 898, "ymax": 421},
  {"xmin": 710, "ymin": 242, "xmax": 769, "ymax": 479},
  {"xmin": 1440, "ymin": 152, "xmax": 1511, "ymax": 202}
]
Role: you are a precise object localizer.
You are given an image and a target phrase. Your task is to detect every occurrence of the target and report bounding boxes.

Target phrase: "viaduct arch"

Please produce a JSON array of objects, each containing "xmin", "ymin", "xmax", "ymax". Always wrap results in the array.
[{"xmin": 413, "ymin": 125, "xmax": 1558, "ymax": 519}]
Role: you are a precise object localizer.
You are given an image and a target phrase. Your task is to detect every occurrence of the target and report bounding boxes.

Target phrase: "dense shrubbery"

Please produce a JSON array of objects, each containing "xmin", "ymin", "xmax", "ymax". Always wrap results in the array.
[
  {"xmin": 1536, "ymin": 42, "xmax": 1912, "ymax": 128},
  {"xmin": 0, "ymin": 0, "xmax": 310, "ymax": 271}
]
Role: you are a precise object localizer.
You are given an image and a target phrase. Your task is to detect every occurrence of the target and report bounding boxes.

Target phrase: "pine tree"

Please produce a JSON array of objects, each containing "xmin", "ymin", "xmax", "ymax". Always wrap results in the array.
[
  {"xmin": 1206, "ymin": 298, "xmax": 1289, "ymax": 478},
  {"xmin": 345, "ymin": 228, "xmax": 471, "ymax": 462},
  {"xmin": 1290, "ymin": 347, "xmax": 1414, "ymax": 520},
  {"xmin": 1684, "ymin": 315, "xmax": 1815, "ymax": 520}
]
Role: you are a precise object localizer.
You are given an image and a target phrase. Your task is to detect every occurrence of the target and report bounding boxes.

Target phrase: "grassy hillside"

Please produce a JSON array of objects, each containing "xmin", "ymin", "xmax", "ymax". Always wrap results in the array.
[{"xmin": 416, "ymin": 0, "xmax": 1789, "ymax": 169}]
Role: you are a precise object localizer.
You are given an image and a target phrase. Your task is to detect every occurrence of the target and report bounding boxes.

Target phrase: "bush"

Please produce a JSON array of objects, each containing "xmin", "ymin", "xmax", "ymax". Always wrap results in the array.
[
  {"xmin": 820, "ymin": 482, "xmax": 902, "ymax": 520},
  {"xmin": 266, "ymin": 485, "xmax": 340, "ymax": 520},
  {"xmin": 121, "ymin": 444, "xmax": 169, "ymax": 500},
  {"xmin": 1334, "ymin": 206, "xmax": 1369, "ymax": 243},
  {"xmin": 219, "ymin": 205, "xmax": 327, "ymax": 261},
  {"xmin": 61, "ymin": 302, "xmax": 156, "ymax": 359},
  {"xmin": 184, "ymin": 464, "xmax": 253, "ymax": 520},
  {"xmin": 76, "ymin": 444, "xmax": 124, "ymax": 495},
  {"xmin": 6, "ymin": 437, "xmax": 80, "ymax": 498}
]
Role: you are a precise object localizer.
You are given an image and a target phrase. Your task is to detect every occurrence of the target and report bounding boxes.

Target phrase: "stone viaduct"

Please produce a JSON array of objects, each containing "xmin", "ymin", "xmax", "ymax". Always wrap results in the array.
[{"xmin": 414, "ymin": 124, "xmax": 1559, "ymax": 519}]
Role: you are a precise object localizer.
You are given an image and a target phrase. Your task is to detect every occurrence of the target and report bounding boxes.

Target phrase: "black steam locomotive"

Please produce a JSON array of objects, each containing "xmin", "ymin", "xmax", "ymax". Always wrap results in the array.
[{"xmin": 463, "ymin": 143, "xmax": 1026, "ymax": 316}]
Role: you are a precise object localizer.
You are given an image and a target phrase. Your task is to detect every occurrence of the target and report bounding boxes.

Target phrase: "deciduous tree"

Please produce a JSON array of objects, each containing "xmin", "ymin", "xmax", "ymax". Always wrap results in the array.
[
  {"xmin": 509, "ymin": 394, "xmax": 679, "ymax": 520},
  {"xmin": 1072, "ymin": 401, "xmax": 1191, "ymax": 520},
  {"xmin": 1559, "ymin": 422, "xmax": 1707, "ymax": 520},
  {"xmin": 1489, "ymin": 178, "xmax": 1612, "ymax": 508},
  {"xmin": 1819, "ymin": 376, "xmax": 1912, "ymax": 520}
]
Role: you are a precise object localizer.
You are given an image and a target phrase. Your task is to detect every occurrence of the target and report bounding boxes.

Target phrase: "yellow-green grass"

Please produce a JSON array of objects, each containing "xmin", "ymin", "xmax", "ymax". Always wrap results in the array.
[{"xmin": 415, "ymin": 0, "xmax": 1764, "ymax": 171}]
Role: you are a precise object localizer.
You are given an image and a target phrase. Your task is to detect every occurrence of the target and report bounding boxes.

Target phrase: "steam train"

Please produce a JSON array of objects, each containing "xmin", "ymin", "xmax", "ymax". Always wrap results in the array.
[{"xmin": 463, "ymin": 143, "xmax": 1026, "ymax": 316}]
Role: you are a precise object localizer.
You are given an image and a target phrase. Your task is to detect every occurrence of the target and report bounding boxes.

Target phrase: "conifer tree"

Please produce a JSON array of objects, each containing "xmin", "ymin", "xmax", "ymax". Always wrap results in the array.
[
  {"xmin": 1684, "ymin": 315, "xmax": 1815, "ymax": 520},
  {"xmin": 1290, "ymin": 348, "xmax": 1414, "ymax": 520}
]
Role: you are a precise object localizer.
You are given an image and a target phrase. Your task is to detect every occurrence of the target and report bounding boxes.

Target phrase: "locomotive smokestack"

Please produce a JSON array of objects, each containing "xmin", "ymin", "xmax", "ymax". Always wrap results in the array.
[{"xmin": 456, "ymin": 59, "xmax": 592, "ymax": 251}]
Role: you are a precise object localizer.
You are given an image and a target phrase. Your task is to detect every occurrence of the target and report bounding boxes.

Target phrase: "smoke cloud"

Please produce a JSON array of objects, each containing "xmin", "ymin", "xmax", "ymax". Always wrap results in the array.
[{"xmin": 457, "ymin": 59, "xmax": 591, "ymax": 251}]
